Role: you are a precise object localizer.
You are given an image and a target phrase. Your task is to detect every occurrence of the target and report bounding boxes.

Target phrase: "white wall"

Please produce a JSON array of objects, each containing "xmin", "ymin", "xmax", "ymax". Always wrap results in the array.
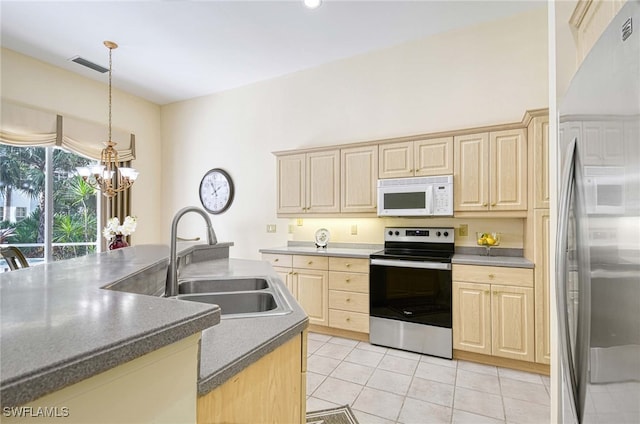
[
  {"xmin": 161, "ymin": 7, "xmax": 548, "ymax": 259},
  {"xmin": 0, "ymin": 48, "xmax": 163, "ymax": 245}
]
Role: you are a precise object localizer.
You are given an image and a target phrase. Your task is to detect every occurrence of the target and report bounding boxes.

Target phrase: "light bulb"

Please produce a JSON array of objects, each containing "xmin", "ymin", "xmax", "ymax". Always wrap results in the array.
[{"xmin": 304, "ymin": 0, "xmax": 321, "ymax": 9}]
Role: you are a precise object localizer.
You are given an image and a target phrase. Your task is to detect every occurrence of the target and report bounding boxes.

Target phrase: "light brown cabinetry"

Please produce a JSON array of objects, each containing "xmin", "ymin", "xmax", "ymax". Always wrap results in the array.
[
  {"xmin": 341, "ymin": 145, "xmax": 378, "ymax": 213},
  {"xmin": 528, "ymin": 114, "xmax": 550, "ymax": 209},
  {"xmin": 570, "ymin": 0, "xmax": 627, "ymax": 65},
  {"xmin": 197, "ymin": 332, "xmax": 306, "ymax": 424},
  {"xmin": 378, "ymin": 137, "xmax": 453, "ymax": 179},
  {"xmin": 453, "ymin": 264, "xmax": 535, "ymax": 362},
  {"xmin": 328, "ymin": 257, "xmax": 370, "ymax": 333},
  {"xmin": 263, "ymin": 253, "xmax": 370, "ymax": 334},
  {"xmin": 454, "ymin": 128, "xmax": 527, "ymax": 214},
  {"xmin": 276, "ymin": 150, "xmax": 340, "ymax": 215},
  {"xmin": 533, "ymin": 209, "xmax": 551, "ymax": 365}
]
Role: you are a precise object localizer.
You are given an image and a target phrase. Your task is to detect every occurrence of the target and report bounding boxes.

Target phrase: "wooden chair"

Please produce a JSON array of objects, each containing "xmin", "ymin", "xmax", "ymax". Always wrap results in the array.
[{"xmin": 0, "ymin": 246, "xmax": 30, "ymax": 271}]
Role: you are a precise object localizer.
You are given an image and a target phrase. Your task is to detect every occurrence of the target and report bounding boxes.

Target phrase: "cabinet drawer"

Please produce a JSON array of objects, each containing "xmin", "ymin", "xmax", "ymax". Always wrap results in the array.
[
  {"xmin": 293, "ymin": 255, "xmax": 329, "ymax": 270},
  {"xmin": 329, "ymin": 309, "xmax": 369, "ymax": 333},
  {"xmin": 262, "ymin": 253, "xmax": 292, "ymax": 268},
  {"xmin": 453, "ymin": 264, "xmax": 533, "ymax": 288},
  {"xmin": 329, "ymin": 257, "xmax": 369, "ymax": 273},
  {"xmin": 328, "ymin": 271, "xmax": 369, "ymax": 293},
  {"xmin": 329, "ymin": 290, "xmax": 369, "ymax": 314}
]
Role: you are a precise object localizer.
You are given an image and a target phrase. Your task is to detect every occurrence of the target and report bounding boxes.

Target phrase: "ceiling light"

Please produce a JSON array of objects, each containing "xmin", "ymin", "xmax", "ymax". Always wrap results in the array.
[
  {"xmin": 304, "ymin": 0, "xmax": 322, "ymax": 9},
  {"xmin": 76, "ymin": 41, "xmax": 138, "ymax": 197}
]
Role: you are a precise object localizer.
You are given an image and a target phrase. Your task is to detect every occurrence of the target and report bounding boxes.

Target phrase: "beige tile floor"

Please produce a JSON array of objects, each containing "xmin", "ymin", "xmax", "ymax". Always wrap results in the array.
[{"xmin": 306, "ymin": 332, "xmax": 550, "ymax": 424}]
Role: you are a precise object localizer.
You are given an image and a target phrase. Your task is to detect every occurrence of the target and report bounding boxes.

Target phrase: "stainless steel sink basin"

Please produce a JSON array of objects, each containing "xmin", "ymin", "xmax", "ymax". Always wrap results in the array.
[
  {"xmin": 178, "ymin": 277, "xmax": 269, "ymax": 294},
  {"xmin": 173, "ymin": 277, "xmax": 293, "ymax": 319}
]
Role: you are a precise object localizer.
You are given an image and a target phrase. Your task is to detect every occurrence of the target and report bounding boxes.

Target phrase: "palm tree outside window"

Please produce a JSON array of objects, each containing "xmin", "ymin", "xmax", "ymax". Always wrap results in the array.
[{"xmin": 0, "ymin": 143, "xmax": 100, "ymax": 271}]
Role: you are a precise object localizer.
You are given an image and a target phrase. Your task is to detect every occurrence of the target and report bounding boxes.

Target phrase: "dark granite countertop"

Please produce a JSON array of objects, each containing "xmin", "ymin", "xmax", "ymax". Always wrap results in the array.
[
  {"xmin": 0, "ymin": 244, "xmax": 309, "ymax": 407},
  {"xmin": 259, "ymin": 242, "xmax": 382, "ymax": 259},
  {"xmin": 0, "ymin": 244, "xmax": 221, "ymax": 408}
]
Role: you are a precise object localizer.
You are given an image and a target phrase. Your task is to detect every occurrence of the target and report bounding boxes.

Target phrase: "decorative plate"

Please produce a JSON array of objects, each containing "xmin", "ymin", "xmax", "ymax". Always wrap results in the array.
[{"xmin": 314, "ymin": 228, "xmax": 330, "ymax": 247}]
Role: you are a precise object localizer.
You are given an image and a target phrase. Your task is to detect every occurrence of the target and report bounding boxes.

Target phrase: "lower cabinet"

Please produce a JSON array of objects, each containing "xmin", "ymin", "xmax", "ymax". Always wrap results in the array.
[
  {"xmin": 197, "ymin": 332, "xmax": 306, "ymax": 424},
  {"xmin": 453, "ymin": 264, "xmax": 535, "ymax": 362},
  {"xmin": 262, "ymin": 253, "xmax": 369, "ymax": 334}
]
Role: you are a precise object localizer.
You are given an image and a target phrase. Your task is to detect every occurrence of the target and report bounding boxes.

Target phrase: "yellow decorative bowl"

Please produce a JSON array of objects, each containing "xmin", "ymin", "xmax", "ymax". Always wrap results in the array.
[{"xmin": 476, "ymin": 232, "xmax": 501, "ymax": 247}]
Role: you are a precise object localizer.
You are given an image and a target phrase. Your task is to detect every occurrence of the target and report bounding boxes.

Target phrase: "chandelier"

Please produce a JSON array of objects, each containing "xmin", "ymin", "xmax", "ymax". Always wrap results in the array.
[{"xmin": 76, "ymin": 41, "xmax": 138, "ymax": 197}]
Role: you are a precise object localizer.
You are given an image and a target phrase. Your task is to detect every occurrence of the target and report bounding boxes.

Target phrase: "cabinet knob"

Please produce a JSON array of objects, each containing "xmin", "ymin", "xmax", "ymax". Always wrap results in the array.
[
  {"xmin": 346, "ymin": 317, "xmax": 351, "ymax": 322},
  {"xmin": 491, "ymin": 203, "xmax": 496, "ymax": 207},
  {"xmin": 274, "ymin": 258, "xmax": 279, "ymax": 262},
  {"xmin": 484, "ymin": 290, "xmax": 490, "ymax": 295},
  {"xmin": 482, "ymin": 203, "xmax": 488, "ymax": 207},
  {"xmin": 307, "ymin": 261, "xmax": 313, "ymax": 265},
  {"xmin": 488, "ymin": 274, "xmax": 495, "ymax": 279},
  {"xmin": 346, "ymin": 298, "xmax": 351, "ymax": 302},
  {"xmin": 346, "ymin": 263, "xmax": 351, "ymax": 267},
  {"xmin": 345, "ymin": 279, "xmax": 351, "ymax": 283}
]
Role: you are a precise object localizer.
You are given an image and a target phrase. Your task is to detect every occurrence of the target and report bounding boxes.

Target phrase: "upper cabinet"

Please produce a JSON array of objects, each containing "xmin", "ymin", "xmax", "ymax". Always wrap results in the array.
[
  {"xmin": 571, "ymin": 0, "xmax": 627, "ymax": 65},
  {"xmin": 276, "ymin": 149, "xmax": 340, "ymax": 215},
  {"xmin": 529, "ymin": 113, "xmax": 550, "ymax": 209},
  {"xmin": 341, "ymin": 146, "xmax": 378, "ymax": 214},
  {"xmin": 454, "ymin": 128, "xmax": 527, "ymax": 214},
  {"xmin": 378, "ymin": 137, "xmax": 453, "ymax": 179}
]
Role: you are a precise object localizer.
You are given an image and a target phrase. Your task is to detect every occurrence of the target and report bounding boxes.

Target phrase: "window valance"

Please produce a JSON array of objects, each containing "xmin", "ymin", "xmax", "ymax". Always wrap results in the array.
[{"xmin": 0, "ymin": 99, "xmax": 136, "ymax": 161}]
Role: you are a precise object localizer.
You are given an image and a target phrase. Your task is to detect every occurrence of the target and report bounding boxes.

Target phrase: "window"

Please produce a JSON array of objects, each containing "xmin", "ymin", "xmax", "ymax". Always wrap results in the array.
[
  {"xmin": 15, "ymin": 207, "xmax": 27, "ymax": 220},
  {"xmin": 0, "ymin": 144, "xmax": 100, "ymax": 269}
]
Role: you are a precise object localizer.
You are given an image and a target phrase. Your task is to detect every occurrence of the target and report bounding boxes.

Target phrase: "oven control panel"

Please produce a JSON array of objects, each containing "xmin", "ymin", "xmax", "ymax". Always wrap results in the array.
[{"xmin": 384, "ymin": 227, "xmax": 454, "ymax": 243}]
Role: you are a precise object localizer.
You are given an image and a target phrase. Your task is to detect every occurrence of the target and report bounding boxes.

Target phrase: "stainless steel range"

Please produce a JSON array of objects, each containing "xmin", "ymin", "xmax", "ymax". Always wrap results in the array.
[{"xmin": 369, "ymin": 227, "xmax": 454, "ymax": 359}]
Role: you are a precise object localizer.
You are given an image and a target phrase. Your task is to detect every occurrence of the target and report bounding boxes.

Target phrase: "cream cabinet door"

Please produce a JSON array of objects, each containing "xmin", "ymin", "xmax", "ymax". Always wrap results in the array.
[
  {"xmin": 294, "ymin": 269, "xmax": 329, "ymax": 326},
  {"xmin": 378, "ymin": 141, "xmax": 414, "ymax": 179},
  {"xmin": 454, "ymin": 133, "xmax": 489, "ymax": 212},
  {"xmin": 530, "ymin": 115, "xmax": 550, "ymax": 209},
  {"xmin": 534, "ymin": 209, "xmax": 551, "ymax": 364},
  {"xmin": 453, "ymin": 281, "xmax": 491, "ymax": 355},
  {"xmin": 491, "ymin": 284, "xmax": 535, "ymax": 362},
  {"xmin": 341, "ymin": 146, "xmax": 378, "ymax": 213},
  {"xmin": 277, "ymin": 153, "xmax": 305, "ymax": 214},
  {"xmin": 490, "ymin": 128, "xmax": 527, "ymax": 211},
  {"xmin": 306, "ymin": 150, "xmax": 340, "ymax": 213},
  {"xmin": 415, "ymin": 137, "xmax": 453, "ymax": 176}
]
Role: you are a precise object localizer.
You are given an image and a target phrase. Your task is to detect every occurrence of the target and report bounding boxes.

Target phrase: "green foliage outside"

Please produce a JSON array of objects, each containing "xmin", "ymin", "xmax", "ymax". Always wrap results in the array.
[{"xmin": 0, "ymin": 144, "xmax": 98, "ymax": 261}]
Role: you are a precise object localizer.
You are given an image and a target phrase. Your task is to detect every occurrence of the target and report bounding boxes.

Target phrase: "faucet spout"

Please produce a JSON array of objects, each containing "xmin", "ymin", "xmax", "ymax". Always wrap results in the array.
[{"xmin": 166, "ymin": 206, "xmax": 217, "ymax": 297}]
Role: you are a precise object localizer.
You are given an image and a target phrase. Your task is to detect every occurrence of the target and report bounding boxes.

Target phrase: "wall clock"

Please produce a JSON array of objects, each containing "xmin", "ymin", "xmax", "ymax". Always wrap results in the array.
[{"xmin": 199, "ymin": 168, "xmax": 235, "ymax": 214}]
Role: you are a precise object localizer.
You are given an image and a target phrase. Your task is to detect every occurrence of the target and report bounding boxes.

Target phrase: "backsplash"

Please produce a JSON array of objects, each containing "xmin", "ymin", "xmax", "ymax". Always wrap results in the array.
[{"xmin": 287, "ymin": 217, "xmax": 525, "ymax": 249}]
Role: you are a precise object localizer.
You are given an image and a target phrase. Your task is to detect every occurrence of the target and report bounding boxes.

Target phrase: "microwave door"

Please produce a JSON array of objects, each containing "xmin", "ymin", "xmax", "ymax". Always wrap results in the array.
[{"xmin": 378, "ymin": 186, "xmax": 428, "ymax": 216}]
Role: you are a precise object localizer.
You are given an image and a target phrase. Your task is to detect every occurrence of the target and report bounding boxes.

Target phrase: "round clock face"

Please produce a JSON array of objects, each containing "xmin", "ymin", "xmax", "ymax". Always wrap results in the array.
[{"xmin": 199, "ymin": 168, "xmax": 234, "ymax": 214}]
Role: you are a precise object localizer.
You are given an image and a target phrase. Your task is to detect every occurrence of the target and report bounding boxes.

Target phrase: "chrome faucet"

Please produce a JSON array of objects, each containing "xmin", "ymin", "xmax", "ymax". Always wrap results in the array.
[{"xmin": 166, "ymin": 206, "xmax": 218, "ymax": 297}]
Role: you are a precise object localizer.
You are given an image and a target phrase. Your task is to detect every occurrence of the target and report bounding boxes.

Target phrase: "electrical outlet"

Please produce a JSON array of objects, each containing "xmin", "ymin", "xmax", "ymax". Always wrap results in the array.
[
  {"xmin": 266, "ymin": 224, "xmax": 276, "ymax": 233},
  {"xmin": 351, "ymin": 224, "xmax": 358, "ymax": 235},
  {"xmin": 296, "ymin": 218, "xmax": 303, "ymax": 226},
  {"xmin": 459, "ymin": 224, "xmax": 468, "ymax": 237},
  {"xmin": 288, "ymin": 225, "xmax": 294, "ymax": 234}
]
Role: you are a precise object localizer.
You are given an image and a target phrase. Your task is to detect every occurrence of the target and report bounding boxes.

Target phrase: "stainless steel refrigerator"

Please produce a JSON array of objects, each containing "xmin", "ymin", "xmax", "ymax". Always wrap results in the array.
[{"xmin": 557, "ymin": 1, "xmax": 640, "ymax": 423}]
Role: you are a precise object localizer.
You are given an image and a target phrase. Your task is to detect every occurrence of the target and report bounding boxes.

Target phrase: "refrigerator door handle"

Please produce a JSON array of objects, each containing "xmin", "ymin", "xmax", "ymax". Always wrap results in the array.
[{"xmin": 556, "ymin": 138, "xmax": 580, "ymax": 421}]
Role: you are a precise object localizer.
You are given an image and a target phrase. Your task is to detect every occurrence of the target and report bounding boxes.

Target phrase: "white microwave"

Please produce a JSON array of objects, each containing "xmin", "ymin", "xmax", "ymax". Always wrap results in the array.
[
  {"xmin": 377, "ymin": 175, "xmax": 453, "ymax": 217},
  {"xmin": 583, "ymin": 166, "xmax": 625, "ymax": 215}
]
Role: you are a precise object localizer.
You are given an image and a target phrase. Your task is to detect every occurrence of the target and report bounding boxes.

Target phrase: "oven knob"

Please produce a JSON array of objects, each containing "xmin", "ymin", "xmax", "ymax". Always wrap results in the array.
[
  {"xmin": 436, "ymin": 231, "xmax": 441, "ymax": 237},
  {"xmin": 444, "ymin": 231, "xmax": 449, "ymax": 237},
  {"xmin": 394, "ymin": 231, "xmax": 400, "ymax": 236},
  {"xmin": 388, "ymin": 231, "xmax": 393, "ymax": 236}
]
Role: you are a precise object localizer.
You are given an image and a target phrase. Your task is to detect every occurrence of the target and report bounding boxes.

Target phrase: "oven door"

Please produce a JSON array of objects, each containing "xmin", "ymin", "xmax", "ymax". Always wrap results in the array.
[{"xmin": 370, "ymin": 258, "xmax": 452, "ymax": 329}]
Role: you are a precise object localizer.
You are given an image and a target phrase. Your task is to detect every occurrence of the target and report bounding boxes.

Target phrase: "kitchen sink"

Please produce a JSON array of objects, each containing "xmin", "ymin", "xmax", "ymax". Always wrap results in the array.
[
  {"xmin": 173, "ymin": 276, "xmax": 293, "ymax": 319},
  {"xmin": 178, "ymin": 277, "xmax": 269, "ymax": 294}
]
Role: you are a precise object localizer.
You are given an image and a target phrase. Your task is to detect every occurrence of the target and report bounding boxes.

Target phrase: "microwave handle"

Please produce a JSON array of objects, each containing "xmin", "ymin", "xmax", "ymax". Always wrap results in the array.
[{"xmin": 426, "ymin": 185, "xmax": 434, "ymax": 215}]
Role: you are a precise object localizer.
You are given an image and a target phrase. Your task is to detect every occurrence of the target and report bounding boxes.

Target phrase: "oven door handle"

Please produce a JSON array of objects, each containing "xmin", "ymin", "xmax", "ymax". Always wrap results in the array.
[{"xmin": 370, "ymin": 258, "xmax": 451, "ymax": 270}]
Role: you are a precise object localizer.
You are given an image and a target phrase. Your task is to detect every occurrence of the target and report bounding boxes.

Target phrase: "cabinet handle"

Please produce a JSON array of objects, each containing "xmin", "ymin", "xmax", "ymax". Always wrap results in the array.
[
  {"xmin": 345, "ymin": 279, "xmax": 351, "ymax": 283},
  {"xmin": 488, "ymin": 274, "xmax": 495, "ymax": 279},
  {"xmin": 493, "ymin": 291, "xmax": 500, "ymax": 295},
  {"xmin": 274, "ymin": 258, "xmax": 279, "ymax": 262},
  {"xmin": 346, "ymin": 298, "xmax": 351, "ymax": 302},
  {"xmin": 484, "ymin": 290, "xmax": 490, "ymax": 294},
  {"xmin": 482, "ymin": 203, "xmax": 488, "ymax": 207},
  {"xmin": 346, "ymin": 317, "xmax": 351, "ymax": 322},
  {"xmin": 346, "ymin": 263, "xmax": 351, "ymax": 267},
  {"xmin": 491, "ymin": 203, "xmax": 496, "ymax": 207},
  {"xmin": 307, "ymin": 261, "xmax": 313, "ymax": 265}
]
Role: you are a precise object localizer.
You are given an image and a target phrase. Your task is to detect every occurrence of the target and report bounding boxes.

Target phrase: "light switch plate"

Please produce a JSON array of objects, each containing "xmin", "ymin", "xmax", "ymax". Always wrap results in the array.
[
  {"xmin": 459, "ymin": 224, "xmax": 468, "ymax": 237},
  {"xmin": 351, "ymin": 224, "xmax": 358, "ymax": 235},
  {"xmin": 266, "ymin": 224, "xmax": 276, "ymax": 233}
]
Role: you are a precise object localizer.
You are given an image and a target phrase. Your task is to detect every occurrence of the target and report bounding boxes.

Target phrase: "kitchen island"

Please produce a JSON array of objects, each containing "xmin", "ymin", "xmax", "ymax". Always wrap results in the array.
[{"xmin": 0, "ymin": 244, "xmax": 308, "ymax": 423}]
